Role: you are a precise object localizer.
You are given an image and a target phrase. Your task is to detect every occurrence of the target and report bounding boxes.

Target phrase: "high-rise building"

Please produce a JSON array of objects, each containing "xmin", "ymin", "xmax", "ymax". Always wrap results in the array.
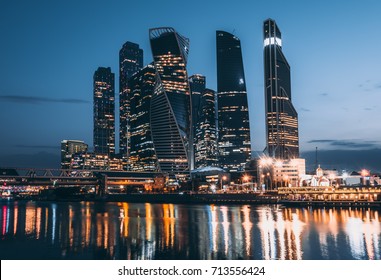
[
  {"xmin": 60, "ymin": 140, "xmax": 88, "ymax": 169},
  {"xmin": 194, "ymin": 88, "xmax": 218, "ymax": 168},
  {"xmin": 189, "ymin": 74, "xmax": 206, "ymax": 166},
  {"xmin": 189, "ymin": 74, "xmax": 206, "ymax": 134},
  {"xmin": 263, "ymin": 19, "xmax": 299, "ymax": 159},
  {"xmin": 93, "ymin": 67, "xmax": 115, "ymax": 157},
  {"xmin": 216, "ymin": 30, "xmax": 251, "ymax": 172},
  {"xmin": 149, "ymin": 27, "xmax": 192, "ymax": 176},
  {"xmin": 119, "ymin": 42, "xmax": 143, "ymax": 163},
  {"xmin": 128, "ymin": 63, "xmax": 157, "ymax": 172}
]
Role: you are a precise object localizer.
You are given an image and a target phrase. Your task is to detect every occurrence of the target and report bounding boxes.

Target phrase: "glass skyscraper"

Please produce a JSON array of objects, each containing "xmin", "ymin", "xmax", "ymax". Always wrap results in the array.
[
  {"xmin": 216, "ymin": 31, "xmax": 251, "ymax": 172},
  {"xmin": 93, "ymin": 67, "xmax": 115, "ymax": 157},
  {"xmin": 263, "ymin": 19, "xmax": 299, "ymax": 159},
  {"xmin": 128, "ymin": 63, "xmax": 157, "ymax": 172},
  {"xmin": 119, "ymin": 42, "xmax": 143, "ymax": 163},
  {"xmin": 149, "ymin": 27, "xmax": 192, "ymax": 176},
  {"xmin": 194, "ymin": 88, "xmax": 218, "ymax": 168},
  {"xmin": 189, "ymin": 74, "xmax": 206, "ymax": 166}
]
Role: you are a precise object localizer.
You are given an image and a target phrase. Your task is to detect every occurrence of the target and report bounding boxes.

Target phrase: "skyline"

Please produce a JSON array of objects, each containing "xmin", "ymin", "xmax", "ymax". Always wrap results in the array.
[{"xmin": 1, "ymin": 0, "xmax": 381, "ymax": 171}]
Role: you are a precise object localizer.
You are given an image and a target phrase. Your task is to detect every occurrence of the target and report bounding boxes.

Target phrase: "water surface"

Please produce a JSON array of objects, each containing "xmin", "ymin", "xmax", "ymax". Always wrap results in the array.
[{"xmin": 0, "ymin": 200, "xmax": 380, "ymax": 259}]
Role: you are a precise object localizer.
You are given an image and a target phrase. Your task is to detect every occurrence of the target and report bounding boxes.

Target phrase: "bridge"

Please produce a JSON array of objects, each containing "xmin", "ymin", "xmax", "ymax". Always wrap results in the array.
[{"xmin": 0, "ymin": 168, "xmax": 165, "ymax": 196}]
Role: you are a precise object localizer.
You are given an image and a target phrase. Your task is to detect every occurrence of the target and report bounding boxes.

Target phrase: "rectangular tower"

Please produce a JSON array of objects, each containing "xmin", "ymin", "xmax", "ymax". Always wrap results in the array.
[
  {"xmin": 119, "ymin": 42, "xmax": 143, "ymax": 165},
  {"xmin": 93, "ymin": 67, "xmax": 115, "ymax": 157},
  {"xmin": 128, "ymin": 63, "xmax": 157, "ymax": 172}
]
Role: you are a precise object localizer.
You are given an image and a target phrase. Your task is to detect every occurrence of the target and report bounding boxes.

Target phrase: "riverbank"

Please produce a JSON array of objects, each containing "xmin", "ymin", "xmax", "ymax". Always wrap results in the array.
[{"xmin": 4, "ymin": 192, "xmax": 381, "ymax": 208}]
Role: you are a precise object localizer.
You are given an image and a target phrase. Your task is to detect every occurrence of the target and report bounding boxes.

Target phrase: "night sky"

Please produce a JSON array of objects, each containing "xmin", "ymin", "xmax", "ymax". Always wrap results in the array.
[{"xmin": 1, "ymin": 0, "xmax": 381, "ymax": 171}]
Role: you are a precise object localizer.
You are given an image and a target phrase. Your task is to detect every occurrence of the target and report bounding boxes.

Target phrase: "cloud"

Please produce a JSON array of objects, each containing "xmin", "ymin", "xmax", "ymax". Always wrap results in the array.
[
  {"xmin": 319, "ymin": 93, "xmax": 328, "ymax": 96},
  {"xmin": 308, "ymin": 139, "xmax": 379, "ymax": 149},
  {"xmin": 14, "ymin": 144, "xmax": 60, "ymax": 149},
  {"xmin": 364, "ymin": 107, "xmax": 373, "ymax": 111},
  {"xmin": 0, "ymin": 95, "xmax": 89, "ymax": 104}
]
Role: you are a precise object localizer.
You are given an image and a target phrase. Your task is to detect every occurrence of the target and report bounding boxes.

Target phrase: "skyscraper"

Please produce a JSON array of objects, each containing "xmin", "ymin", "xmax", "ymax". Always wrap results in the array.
[
  {"xmin": 149, "ymin": 27, "xmax": 192, "ymax": 176},
  {"xmin": 194, "ymin": 88, "xmax": 218, "ymax": 168},
  {"xmin": 119, "ymin": 42, "xmax": 143, "ymax": 163},
  {"xmin": 189, "ymin": 74, "xmax": 206, "ymax": 165},
  {"xmin": 128, "ymin": 63, "xmax": 157, "ymax": 172},
  {"xmin": 60, "ymin": 140, "xmax": 88, "ymax": 169},
  {"xmin": 216, "ymin": 30, "xmax": 251, "ymax": 172},
  {"xmin": 93, "ymin": 67, "xmax": 115, "ymax": 156},
  {"xmin": 263, "ymin": 19, "xmax": 299, "ymax": 159}
]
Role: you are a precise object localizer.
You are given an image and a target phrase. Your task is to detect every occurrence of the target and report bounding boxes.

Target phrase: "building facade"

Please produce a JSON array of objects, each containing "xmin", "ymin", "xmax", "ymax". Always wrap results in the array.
[
  {"xmin": 128, "ymin": 63, "xmax": 157, "ymax": 172},
  {"xmin": 119, "ymin": 42, "xmax": 143, "ymax": 165},
  {"xmin": 263, "ymin": 19, "xmax": 299, "ymax": 159},
  {"xmin": 194, "ymin": 88, "xmax": 218, "ymax": 168},
  {"xmin": 216, "ymin": 31, "xmax": 251, "ymax": 172},
  {"xmin": 149, "ymin": 27, "xmax": 192, "ymax": 177},
  {"xmin": 60, "ymin": 140, "xmax": 88, "ymax": 169},
  {"xmin": 93, "ymin": 67, "xmax": 115, "ymax": 157}
]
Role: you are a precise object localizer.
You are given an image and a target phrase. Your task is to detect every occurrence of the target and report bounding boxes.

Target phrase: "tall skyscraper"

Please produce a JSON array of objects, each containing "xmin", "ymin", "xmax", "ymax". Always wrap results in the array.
[
  {"xmin": 60, "ymin": 140, "xmax": 88, "ymax": 169},
  {"xmin": 189, "ymin": 74, "xmax": 206, "ymax": 166},
  {"xmin": 263, "ymin": 19, "xmax": 299, "ymax": 159},
  {"xmin": 128, "ymin": 63, "xmax": 157, "ymax": 172},
  {"xmin": 194, "ymin": 88, "xmax": 218, "ymax": 168},
  {"xmin": 149, "ymin": 27, "xmax": 192, "ymax": 176},
  {"xmin": 216, "ymin": 30, "xmax": 251, "ymax": 172},
  {"xmin": 93, "ymin": 67, "xmax": 115, "ymax": 156},
  {"xmin": 119, "ymin": 42, "xmax": 143, "ymax": 163}
]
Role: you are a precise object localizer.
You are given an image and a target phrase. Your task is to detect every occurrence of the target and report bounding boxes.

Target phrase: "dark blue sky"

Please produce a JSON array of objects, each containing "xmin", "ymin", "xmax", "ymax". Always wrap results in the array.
[{"xmin": 1, "ymin": 0, "xmax": 381, "ymax": 170}]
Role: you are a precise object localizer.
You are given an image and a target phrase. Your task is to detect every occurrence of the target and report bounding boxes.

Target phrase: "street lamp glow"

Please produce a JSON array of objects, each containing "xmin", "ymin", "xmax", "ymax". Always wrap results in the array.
[{"xmin": 243, "ymin": 175, "xmax": 249, "ymax": 182}]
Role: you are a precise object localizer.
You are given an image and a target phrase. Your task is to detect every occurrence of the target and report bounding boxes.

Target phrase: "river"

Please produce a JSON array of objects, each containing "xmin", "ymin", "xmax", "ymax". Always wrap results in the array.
[{"xmin": 0, "ymin": 200, "xmax": 380, "ymax": 260}]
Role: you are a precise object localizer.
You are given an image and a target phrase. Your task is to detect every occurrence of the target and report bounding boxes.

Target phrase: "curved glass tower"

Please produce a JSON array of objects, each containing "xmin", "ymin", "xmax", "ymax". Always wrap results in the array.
[
  {"xmin": 216, "ymin": 31, "xmax": 251, "ymax": 172},
  {"xmin": 263, "ymin": 19, "xmax": 299, "ymax": 159},
  {"xmin": 149, "ymin": 27, "xmax": 192, "ymax": 175}
]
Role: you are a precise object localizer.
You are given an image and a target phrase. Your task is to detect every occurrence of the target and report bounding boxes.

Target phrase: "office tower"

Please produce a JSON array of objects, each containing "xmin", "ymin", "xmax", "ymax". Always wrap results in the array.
[
  {"xmin": 93, "ymin": 67, "xmax": 115, "ymax": 156},
  {"xmin": 119, "ymin": 42, "xmax": 143, "ymax": 163},
  {"xmin": 263, "ymin": 19, "xmax": 299, "ymax": 159},
  {"xmin": 128, "ymin": 63, "xmax": 157, "ymax": 172},
  {"xmin": 60, "ymin": 140, "xmax": 88, "ymax": 169},
  {"xmin": 189, "ymin": 74, "xmax": 206, "ymax": 135},
  {"xmin": 189, "ymin": 74, "xmax": 206, "ymax": 166},
  {"xmin": 149, "ymin": 27, "xmax": 192, "ymax": 176},
  {"xmin": 216, "ymin": 30, "xmax": 251, "ymax": 172},
  {"xmin": 194, "ymin": 88, "xmax": 218, "ymax": 168}
]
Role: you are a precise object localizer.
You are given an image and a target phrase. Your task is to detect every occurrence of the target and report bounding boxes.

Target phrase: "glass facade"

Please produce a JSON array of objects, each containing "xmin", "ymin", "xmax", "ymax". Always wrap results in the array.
[
  {"xmin": 119, "ymin": 42, "xmax": 143, "ymax": 163},
  {"xmin": 93, "ymin": 67, "xmax": 115, "ymax": 157},
  {"xmin": 194, "ymin": 88, "xmax": 218, "ymax": 168},
  {"xmin": 128, "ymin": 63, "xmax": 157, "ymax": 172},
  {"xmin": 216, "ymin": 31, "xmax": 251, "ymax": 172},
  {"xmin": 189, "ymin": 74, "xmax": 206, "ymax": 165},
  {"xmin": 60, "ymin": 140, "xmax": 88, "ymax": 169},
  {"xmin": 149, "ymin": 27, "xmax": 192, "ymax": 175},
  {"xmin": 263, "ymin": 19, "xmax": 299, "ymax": 159}
]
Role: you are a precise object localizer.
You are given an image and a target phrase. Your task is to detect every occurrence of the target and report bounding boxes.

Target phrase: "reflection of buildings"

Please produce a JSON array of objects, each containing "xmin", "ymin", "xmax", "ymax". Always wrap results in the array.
[
  {"xmin": 216, "ymin": 31, "xmax": 251, "ymax": 172},
  {"xmin": 263, "ymin": 19, "xmax": 299, "ymax": 159},
  {"xmin": 60, "ymin": 140, "xmax": 88, "ymax": 169},
  {"xmin": 149, "ymin": 27, "xmax": 192, "ymax": 176},
  {"xmin": 2, "ymin": 203, "xmax": 381, "ymax": 260},
  {"xmin": 93, "ymin": 67, "xmax": 115, "ymax": 157}
]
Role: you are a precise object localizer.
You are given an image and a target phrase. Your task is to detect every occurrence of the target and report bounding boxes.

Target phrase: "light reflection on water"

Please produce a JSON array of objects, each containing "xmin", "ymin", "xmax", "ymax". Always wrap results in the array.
[{"xmin": 0, "ymin": 201, "xmax": 380, "ymax": 260}]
